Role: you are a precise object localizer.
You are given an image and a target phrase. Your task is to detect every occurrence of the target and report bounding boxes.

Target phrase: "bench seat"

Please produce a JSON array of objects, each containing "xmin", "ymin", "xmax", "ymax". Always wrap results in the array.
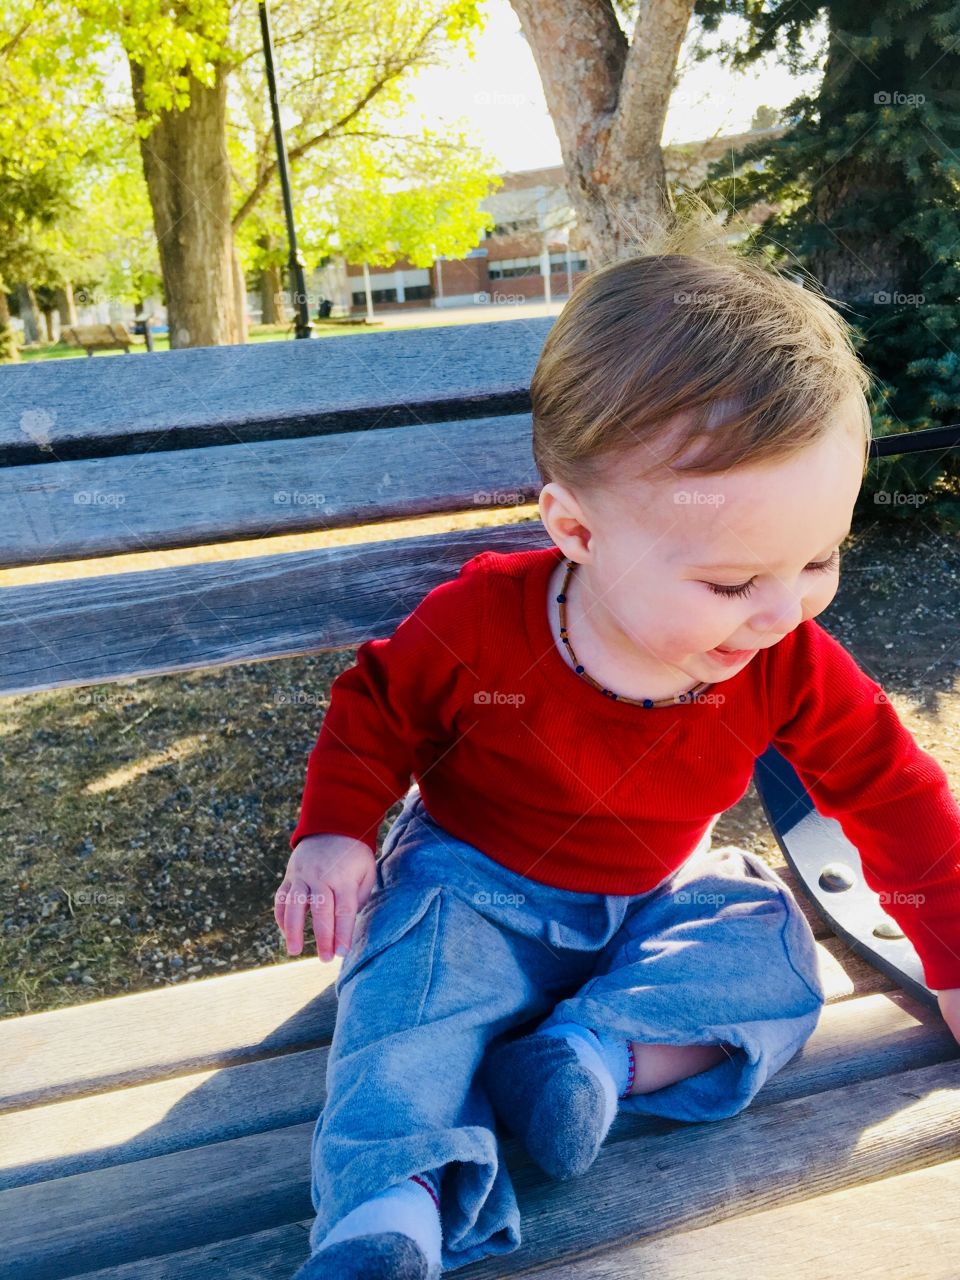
[{"xmin": 2, "ymin": 879, "xmax": 959, "ymax": 1278}]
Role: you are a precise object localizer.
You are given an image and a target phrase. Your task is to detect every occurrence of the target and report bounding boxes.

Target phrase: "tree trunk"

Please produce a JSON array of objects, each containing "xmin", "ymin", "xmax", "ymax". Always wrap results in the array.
[
  {"xmin": 259, "ymin": 234, "xmax": 286, "ymax": 325},
  {"xmin": 54, "ymin": 283, "xmax": 77, "ymax": 328},
  {"xmin": 232, "ymin": 242, "xmax": 249, "ymax": 344},
  {"xmin": 14, "ymin": 283, "xmax": 42, "ymax": 344},
  {"xmin": 0, "ymin": 289, "xmax": 20, "ymax": 362},
  {"xmin": 129, "ymin": 58, "xmax": 241, "ymax": 348},
  {"xmin": 261, "ymin": 264, "xmax": 286, "ymax": 325},
  {"xmin": 509, "ymin": 0, "xmax": 694, "ymax": 266},
  {"xmin": 808, "ymin": 15, "xmax": 929, "ymax": 303}
]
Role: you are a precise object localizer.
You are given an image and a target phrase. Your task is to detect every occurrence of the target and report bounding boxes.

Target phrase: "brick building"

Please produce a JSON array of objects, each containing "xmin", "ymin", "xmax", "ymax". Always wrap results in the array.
[{"xmin": 343, "ymin": 125, "xmax": 783, "ymax": 314}]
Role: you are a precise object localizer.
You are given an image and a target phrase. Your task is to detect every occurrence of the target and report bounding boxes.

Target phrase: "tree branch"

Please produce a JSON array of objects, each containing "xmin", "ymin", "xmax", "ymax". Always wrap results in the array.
[
  {"xmin": 607, "ymin": 0, "xmax": 695, "ymax": 164},
  {"xmin": 231, "ymin": 63, "xmax": 405, "ymax": 229},
  {"xmin": 508, "ymin": 0, "xmax": 627, "ymax": 174}
]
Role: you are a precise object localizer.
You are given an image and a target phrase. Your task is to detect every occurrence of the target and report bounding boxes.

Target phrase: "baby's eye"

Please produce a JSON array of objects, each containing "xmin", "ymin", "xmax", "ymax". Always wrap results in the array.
[{"xmin": 704, "ymin": 549, "xmax": 841, "ymax": 599}]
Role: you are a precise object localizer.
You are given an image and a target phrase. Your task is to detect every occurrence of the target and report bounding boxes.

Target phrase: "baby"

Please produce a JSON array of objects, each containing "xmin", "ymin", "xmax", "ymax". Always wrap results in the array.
[{"xmin": 275, "ymin": 222, "xmax": 960, "ymax": 1280}]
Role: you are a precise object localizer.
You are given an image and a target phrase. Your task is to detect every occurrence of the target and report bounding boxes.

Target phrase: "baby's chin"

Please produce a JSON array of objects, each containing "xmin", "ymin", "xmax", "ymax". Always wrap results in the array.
[{"xmin": 697, "ymin": 644, "xmax": 760, "ymax": 676}]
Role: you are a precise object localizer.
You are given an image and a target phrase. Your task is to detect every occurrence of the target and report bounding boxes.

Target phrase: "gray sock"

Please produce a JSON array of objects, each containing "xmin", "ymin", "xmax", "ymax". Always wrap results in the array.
[
  {"xmin": 482, "ymin": 1028, "xmax": 624, "ymax": 1181},
  {"xmin": 296, "ymin": 1170, "xmax": 442, "ymax": 1280}
]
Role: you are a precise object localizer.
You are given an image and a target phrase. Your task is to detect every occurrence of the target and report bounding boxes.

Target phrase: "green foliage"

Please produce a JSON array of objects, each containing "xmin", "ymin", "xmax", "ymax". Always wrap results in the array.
[
  {"xmin": 1, "ymin": 0, "xmax": 498, "ymax": 312},
  {"xmin": 694, "ymin": 0, "xmax": 960, "ymax": 527},
  {"xmin": 0, "ymin": 323, "xmax": 19, "ymax": 362},
  {"xmin": 328, "ymin": 133, "xmax": 498, "ymax": 268},
  {"xmin": 226, "ymin": 0, "xmax": 498, "ymax": 278}
]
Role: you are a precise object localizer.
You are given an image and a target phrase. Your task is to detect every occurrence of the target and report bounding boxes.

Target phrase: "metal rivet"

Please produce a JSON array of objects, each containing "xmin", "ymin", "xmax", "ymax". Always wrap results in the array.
[
  {"xmin": 819, "ymin": 862, "xmax": 856, "ymax": 892},
  {"xmin": 873, "ymin": 917, "xmax": 905, "ymax": 940}
]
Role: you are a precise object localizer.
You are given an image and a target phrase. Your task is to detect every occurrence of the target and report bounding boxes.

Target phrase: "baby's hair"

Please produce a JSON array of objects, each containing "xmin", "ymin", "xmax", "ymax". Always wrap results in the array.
[{"xmin": 531, "ymin": 196, "xmax": 874, "ymax": 494}]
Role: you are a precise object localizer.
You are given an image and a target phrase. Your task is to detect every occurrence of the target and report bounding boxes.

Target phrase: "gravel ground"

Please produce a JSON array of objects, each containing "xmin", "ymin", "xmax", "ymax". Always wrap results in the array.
[{"xmin": 2, "ymin": 513, "xmax": 958, "ymax": 1019}]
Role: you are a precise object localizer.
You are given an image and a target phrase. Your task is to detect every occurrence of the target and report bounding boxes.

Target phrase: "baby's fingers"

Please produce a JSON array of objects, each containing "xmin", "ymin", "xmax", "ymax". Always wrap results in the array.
[
  {"xmin": 282, "ymin": 878, "xmax": 317, "ymax": 956},
  {"xmin": 308, "ymin": 883, "xmax": 339, "ymax": 963},
  {"xmin": 274, "ymin": 879, "xmax": 291, "ymax": 932},
  {"xmin": 332, "ymin": 881, "xmax": 359, "ymax": 958}
]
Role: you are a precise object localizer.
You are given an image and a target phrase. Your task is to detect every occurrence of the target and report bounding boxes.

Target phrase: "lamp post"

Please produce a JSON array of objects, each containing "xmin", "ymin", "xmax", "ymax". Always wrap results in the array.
[{"xmin": 258, "ymin": 0, "xmax": 312, "ymax": 339}]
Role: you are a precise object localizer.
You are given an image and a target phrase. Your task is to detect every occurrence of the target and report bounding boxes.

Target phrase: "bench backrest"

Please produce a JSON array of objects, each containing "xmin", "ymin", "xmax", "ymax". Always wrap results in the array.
[
  {"xmin": 0, "ymin": 318, "xmax": 555, "ymax": 696},
  {"xmin": 60, "ymin": 323, "xmax": 135, "ymax": 349},
  {"xmin": 2, "ymin": 314, "xmax": 953, "ymax": 699}
]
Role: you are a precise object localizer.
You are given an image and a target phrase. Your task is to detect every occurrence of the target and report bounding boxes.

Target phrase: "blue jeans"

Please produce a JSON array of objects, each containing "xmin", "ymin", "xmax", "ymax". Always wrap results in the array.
[{"xmin": 307, "ymin": 783, "xmax": 824, "ymax": 1271}]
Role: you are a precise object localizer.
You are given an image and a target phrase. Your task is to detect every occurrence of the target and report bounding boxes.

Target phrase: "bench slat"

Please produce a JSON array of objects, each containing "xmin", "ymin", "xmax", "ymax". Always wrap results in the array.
[
  {"xmin": 73, "ymin": 1158, "xmax": 960, "ymax": 1280},
  {"xmin": 531, "ymin": 1157, "xmax": 960, "ymax": 1279},
  {"xmin": 0, "ymin": 923, "xmax": 896, "ymax": 1115},
  {"xmin": 3, "ymin": 989, "xmax": 954, "ymax": 1192},
  {"xmin": 0, "ymin": 414, "xmax": 538, "ymax": 568},
  {"xmin": 0, "ymin": 317, "xmax": 553, "ymax": 466},
  {"xmin": 0, "ymin": 1047, "xmax": 328, "ymax": 1190},
  {"xmin": 0, "ymin": 958, "xmax": 337, "ymax": 1112},
  {"xmin": 3, "ymin": 1057, "xmax": 959, "ymax": 1279},
  {"xmin": 0, "ymin": 522, "xmax": 550, "ymax": 695},
  {"xmin": 77, "ymin": 1221, "xmax": 313, "ymax": 1280}
]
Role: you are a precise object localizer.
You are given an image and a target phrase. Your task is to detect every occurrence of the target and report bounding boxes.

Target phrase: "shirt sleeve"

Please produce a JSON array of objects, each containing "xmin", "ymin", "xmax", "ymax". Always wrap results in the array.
[
  {"xmin": 289, "ymin": 553, "xmax": 486, "ymax": 855},
  {"xmin": 767, "ymin": 620, "xmax": 960, "ymax": 990}
]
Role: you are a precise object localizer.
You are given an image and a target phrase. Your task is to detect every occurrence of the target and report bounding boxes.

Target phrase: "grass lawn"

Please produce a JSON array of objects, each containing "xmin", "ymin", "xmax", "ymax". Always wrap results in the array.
[{"xmin": 14, "ymin": 321, "xmax": 391, "ymax": 361}]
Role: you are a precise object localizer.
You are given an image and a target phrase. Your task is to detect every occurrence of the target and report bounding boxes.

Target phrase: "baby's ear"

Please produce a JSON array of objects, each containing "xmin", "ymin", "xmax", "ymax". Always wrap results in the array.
[{"xmin": 539, "ymin": 482, "xmax": 593, "ymax": 559}]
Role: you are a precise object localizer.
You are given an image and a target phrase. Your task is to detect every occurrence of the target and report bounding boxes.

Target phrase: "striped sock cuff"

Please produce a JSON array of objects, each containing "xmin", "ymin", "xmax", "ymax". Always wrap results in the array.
[{"xmin": 409, "ymin": 1168, "xmax": 441, "ymax": 1211}]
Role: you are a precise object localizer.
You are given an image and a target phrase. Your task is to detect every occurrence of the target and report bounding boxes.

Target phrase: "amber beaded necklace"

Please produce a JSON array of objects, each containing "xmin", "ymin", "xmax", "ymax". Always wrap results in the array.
[{"xmin": 556, "ymin": 558, "xmax": 713, "ymax": 708}]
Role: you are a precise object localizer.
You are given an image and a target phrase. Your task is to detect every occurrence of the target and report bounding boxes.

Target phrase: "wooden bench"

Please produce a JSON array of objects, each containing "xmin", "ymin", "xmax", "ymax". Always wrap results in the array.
[
  {"xmin": 2, "ymin": 319, "xmax": 960, "ymax": 1278},
  {"xmin": 59, "ymin": 322, "xmax": 142, "ymax": 356}
]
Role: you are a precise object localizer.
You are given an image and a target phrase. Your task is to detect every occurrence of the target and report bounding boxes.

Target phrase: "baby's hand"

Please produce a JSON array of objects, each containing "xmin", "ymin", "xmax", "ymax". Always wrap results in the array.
[
  {"xmin": 936, "ymin": 987, "xmax": 960, "ymax": 1047},
  {"xmin": 275, "ymin": 833, "xmax": 377, "ymax": 962}
]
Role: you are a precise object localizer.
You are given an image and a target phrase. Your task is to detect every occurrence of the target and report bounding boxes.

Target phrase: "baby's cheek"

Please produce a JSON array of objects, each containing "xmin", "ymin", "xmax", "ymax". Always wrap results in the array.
[{"xmin": 653, "ymin": 621, "xmax": 708, "ymax": 659}]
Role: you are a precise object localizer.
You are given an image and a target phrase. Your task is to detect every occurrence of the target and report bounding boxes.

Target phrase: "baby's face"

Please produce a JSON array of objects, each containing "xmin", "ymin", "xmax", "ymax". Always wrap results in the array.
[{"xmin": 542, "ymin": 396, "xmax": 867, "ymax": 688}]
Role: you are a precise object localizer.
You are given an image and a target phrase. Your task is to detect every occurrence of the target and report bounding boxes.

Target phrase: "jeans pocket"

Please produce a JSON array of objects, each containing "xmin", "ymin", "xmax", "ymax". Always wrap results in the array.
[
  {"xmin": 335, "ymin": 882, "xmax": 443, "ymax": 997},
  {"xmin": 738, "ymin": 850, "xmax": 825, "ymax": 1006}
]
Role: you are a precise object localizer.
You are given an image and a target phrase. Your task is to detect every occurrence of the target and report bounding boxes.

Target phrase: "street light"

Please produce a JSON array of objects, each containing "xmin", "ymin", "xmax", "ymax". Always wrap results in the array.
[{"xmin": 258, "ymin": 0, "xmax": 312, "ymax": 339}]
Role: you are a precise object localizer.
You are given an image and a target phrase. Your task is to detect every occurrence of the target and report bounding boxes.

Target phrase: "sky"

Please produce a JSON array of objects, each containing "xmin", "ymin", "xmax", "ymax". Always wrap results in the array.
[{"xmin": 399, "ymin": 1, "xmax": 825, "ymax": 173}]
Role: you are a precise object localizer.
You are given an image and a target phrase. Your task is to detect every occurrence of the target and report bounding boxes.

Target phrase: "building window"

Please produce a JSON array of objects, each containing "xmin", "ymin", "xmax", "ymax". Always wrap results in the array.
[
  {"xmin": 352, "ymin": 288, "xmax": 398, "ymax": 305},
  {"xmin": 489, "ymin": 256, "xmax": 540, "ymax": 280},
  {"xmin": 549, "ymin": 252, "xmax": 588, "ymax": 273},
  {"xmin": 489, "ymin": 253, "xmax": 588, "ymax": 280},
  {"xmin": 404, "ymin": 284, "xmax": 433, "ymax": 301}
]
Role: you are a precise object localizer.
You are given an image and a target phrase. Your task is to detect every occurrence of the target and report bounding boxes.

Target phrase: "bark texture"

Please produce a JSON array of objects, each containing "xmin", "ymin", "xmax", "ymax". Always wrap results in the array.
[
  {"xmin": 129, "ymin": 59, "xmax": 242, "ymax": 348},
  {"xmin": 510, "ymin": 0, "xmax": 695, "ymax": 265}
]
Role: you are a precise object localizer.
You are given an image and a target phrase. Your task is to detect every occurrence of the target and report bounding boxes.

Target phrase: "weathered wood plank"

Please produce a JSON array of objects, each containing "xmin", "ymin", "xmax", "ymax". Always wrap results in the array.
[
  {"xmin": 3, "ymin": 1058, "xmax": 959, "ymax": 1279},
  {"xmin": 0, "ymin": 317, "xmax": 553, "ymax": 465},
  {"xmin": 816, "ymin": 933, "xmax": 899, "ymax": 1000},
  {"xmin": 0, "ymin": 414, "xmax": 538, "ymax": 568},
  {"xmin": 495, "ymin": 1059, "xmax": 960, "ymax": 1277},
  {"xmin": 0, "ymin": 1119, "xmax": 314, "ymax": 1280},
  {"xmin": 3, "ymin": 989, "xmax": 954, "ymax": 1192},
  {"xmin": 0, "ymin": 1046, "xmax": 328, "ymax": 1190},
  {"xmin": 0, "ymin": 521, "xmax": 551, "ymax": 695},
  {"xmin": 77, "ymin": 1220, "xmax": 314, "ymax": 1280},
  {"xmin": 529, "ymin": 1158, "xmax": 960, "ymax": 1279},
  {"xmin": 72, "ymin": 1157, "xmax": 960, "ymax": 1279},
  {"xmin": 0, "ymin": 958, "xmax": 338, "ymax": 1113},
  {"xmin": 0, "ymin": 922, "xmax": 894, "ymax": 1115}
]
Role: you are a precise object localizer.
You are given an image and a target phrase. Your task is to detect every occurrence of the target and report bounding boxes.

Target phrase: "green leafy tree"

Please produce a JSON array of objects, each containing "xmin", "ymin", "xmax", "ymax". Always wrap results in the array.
[
  {"xmin": 328, "ymin": 132, "xmax": 498, "ymax": 315},
  {"xmin": 4, "ymin": 0, "xmax": 497, "ymax": 349},
  {"xmin": 89, "ymin": 0, "xmax": 493, "ymax": 347},
  {"xmin": 0, "ymin": 4, "xmax": 108, "ymax": 358}
]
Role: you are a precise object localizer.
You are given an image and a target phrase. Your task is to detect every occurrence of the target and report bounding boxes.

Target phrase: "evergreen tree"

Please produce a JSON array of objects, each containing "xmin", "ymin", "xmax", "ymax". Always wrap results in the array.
[{"xmin": 694, "ymin": 0, "xmax": 960, "ymax": 524}]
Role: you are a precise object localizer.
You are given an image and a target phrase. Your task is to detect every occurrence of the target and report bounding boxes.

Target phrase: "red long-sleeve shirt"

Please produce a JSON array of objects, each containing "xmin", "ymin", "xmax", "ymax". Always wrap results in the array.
[{"xmin": 292, "ymin": 544, "xmax": 960, "ymax": 988}]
